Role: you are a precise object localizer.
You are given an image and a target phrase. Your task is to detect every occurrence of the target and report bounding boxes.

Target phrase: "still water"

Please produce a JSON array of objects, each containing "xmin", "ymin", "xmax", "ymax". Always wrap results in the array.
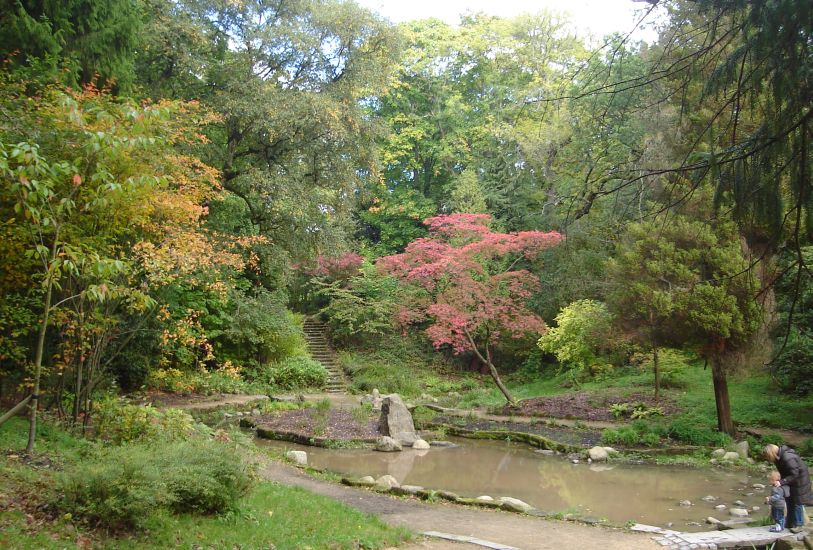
[{"xmin": 256, "ymin": 437, "xmax": 769, "ymax": 529}]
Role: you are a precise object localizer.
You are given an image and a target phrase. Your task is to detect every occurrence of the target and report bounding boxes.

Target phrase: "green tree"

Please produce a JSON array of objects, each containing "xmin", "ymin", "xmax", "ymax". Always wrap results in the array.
[
  {"xmin": 0, "ymin": 0, "xmax": 143, "ymax": 91},
  {"xmin": 607, "ymin": 213, "xmax": 762, "ymax": 434},
  {"xmin": 537, "ymin": 299, "xmax": 613, "ymax": 379}
]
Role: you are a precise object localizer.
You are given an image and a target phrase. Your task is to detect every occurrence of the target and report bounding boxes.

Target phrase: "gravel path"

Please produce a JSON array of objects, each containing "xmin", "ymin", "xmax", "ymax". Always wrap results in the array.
[{"xmin": 260, "ymin": 459, "xmax": 661, "ymax": 550}]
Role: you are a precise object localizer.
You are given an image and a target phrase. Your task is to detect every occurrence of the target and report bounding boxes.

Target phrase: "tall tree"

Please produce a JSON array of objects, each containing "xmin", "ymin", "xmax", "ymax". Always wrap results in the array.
[
  {"xmin": 0, "ymin": 0, "xmax": 143, "ymax": 91},
  {"xmin": 606, "ymin": 213, "xmax": 762, "ymax": 434}
]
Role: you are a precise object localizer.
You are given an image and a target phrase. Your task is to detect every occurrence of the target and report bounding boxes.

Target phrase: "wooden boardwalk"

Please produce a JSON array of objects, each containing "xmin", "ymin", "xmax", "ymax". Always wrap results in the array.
[{"xmin": 649, "ymin": 525, "xmax": 808, "ymax": 549}]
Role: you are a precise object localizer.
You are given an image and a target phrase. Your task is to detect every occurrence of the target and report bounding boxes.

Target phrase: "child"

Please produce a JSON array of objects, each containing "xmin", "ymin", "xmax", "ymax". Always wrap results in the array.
[{"xmin": 766, "ymin": 471, "xmax": 790, "ymax": 532}]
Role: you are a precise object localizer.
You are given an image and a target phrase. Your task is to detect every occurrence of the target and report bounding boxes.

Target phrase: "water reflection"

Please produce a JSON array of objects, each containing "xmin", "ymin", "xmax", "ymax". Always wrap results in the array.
[{"xmin": 256, "ymin": 437, "xmax": 763, "ymax": 529}]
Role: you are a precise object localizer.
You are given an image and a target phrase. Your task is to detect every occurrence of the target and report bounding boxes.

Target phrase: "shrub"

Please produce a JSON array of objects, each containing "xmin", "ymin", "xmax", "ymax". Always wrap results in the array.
[
  {"xmin": 772, "ymin": 329, "xmax": 813, "ymax": 396},
  {"xmin": 537, "ymin": 299, "xmax": 613, "ymax": 377},
  {"xmin": 58, "ymin": 439, "xmax": 253, "ymax": 530},
  {"xmin": 667, "ymin": 417, "xmax": 733, "ymax": 447},
  {"xmin": 93, "ymin": 398, "xmax": 207, "ymax": 445},
  {"xmin": 218, "ymin": 290, "xmax": 307, "ymax": 365},
  {"xmin": 601, "ymin": 421, "xmax": 663, "ymax": 447},
  {"xmin": 270, "ymin": 356, "xmax": 328, "ymax": 390}
]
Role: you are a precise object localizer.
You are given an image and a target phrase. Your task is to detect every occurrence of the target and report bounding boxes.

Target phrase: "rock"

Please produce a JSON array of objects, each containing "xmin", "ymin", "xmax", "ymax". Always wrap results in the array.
[
  {"xmin": 729, "ymin": 508, "xmax": 749, "ymax": 517},
  {"xmin": 571, "ymin": 459, "xmax": 580, "ymax": 464},
  {"xmin": 686, "ymin": 522, "xmax": 702, "ymax": 527},
  {"xmin": 752, "ymin": 483, "xmax": 766, "ymax": 490},
  {"xmin": 375, "ymin": 475, "xmax": 399, "ymax": 490},
  {"xmin": 603, "ymin": 447, "xmax": 619, "ymax": 455},
  {"xmin": 371, "ymin": 397, "xmax": 383, "ymax": 411},
  {"xmin": 587, "ymin": 458, "xmax": 592, "ymax": 464},
  {"xmin": 722, "ymin": 451, "xmax": 741, "ymax": 462},
  {"xmin": 499, "ymin": 497, "xmax": 533, "ymax": 513},
  {"xmin": 679, "ymin": 500, "xmax": 693, "ymax": 507},
  {"xmin": 752, "ymin": 506, "xmax": 760, "ymax": 512},
  {"xmin": 375, "ymin": 436, "xmax": 403, "ymax": 452},
  {"xmin": 735, "ymin": 440, "xmax": 749, "ymax": 459},
  {"xmin": 448, "ymin": 391, "xmax": 461, "ymax": 398},
  {"xmin": 536, "ymin": 449, "xmax": 555, "ymax": 456},
  {"xmin": 437, "ymin": 490, "xmax": 459, "ymax": 501},
  {"xmin": 372, "ymin": 388, "xmax": 380, "ymax": 399},
  {"xmin": 712, "ymin": 448, "xmax": 727, "ymax": 458},
  {"xmin": 734, "ymin": 500, "xmax": 745, "ymax": 506},
  {"xmin": 285, "ymin": 450, "xmax": 308, "ymax": 465},
  {"xmin": 476, "ymin": 495, "xmax": 494, "ymax": 501},
  {"xmin": 392, "ymin": 484, "xmax": 423, "ymax": 495},
  {"xmin": 715, "ymin": 504, "xmax": 727, "ymax": 510},
  {"xmin": 378, "ymin": 394, "xmax": 417, "ymax": 446},
  {"xmin": 251, "ymin": 408, "xmax": 261, "ymax": 416},
  {"xmin": 706, "ymin": 517, "xmax": 722, "ymax": 525},
  {"xmin": 702, "ymin": 495, "xmax": 718, "ymax": 502},
  {"xmin": 710, "ymin": 459, "xmax": 719, "ymax": 465},
  {"xmin": 223, "ymin": 412, "xmax": 234, "ymax": 418},
  {"xmin": 341, "ymin": 476, "xmax": 376, "ymax": 487},
  {"xmin": 412, "ymin": 439, "xmax": 430, "ymax": 450}
]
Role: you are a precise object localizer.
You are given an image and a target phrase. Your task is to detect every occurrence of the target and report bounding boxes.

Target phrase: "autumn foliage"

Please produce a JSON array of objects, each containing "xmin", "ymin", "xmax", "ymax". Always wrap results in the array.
[{"xmin": 378, "ymin": 214, "xmax": 562, "ymax": 402}]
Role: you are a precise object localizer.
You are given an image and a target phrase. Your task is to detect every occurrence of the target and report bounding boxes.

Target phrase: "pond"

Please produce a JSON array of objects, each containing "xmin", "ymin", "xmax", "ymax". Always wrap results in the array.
[{"xmin": 256, "ymin": 437, "xmax": 769, "ymax": 530}]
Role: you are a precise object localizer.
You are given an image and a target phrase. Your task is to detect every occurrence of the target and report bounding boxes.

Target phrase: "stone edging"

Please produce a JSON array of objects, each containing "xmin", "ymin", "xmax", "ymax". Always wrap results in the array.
[
  {"xmin": 426, "ymin": 423, "xmax": 582, "ymax": 454},
  {"xmin": 339, "ymin": 475, "xmax": 617, "ymax": 528},
  {"xmin": 241, "ymin": 417, "xmax": 377, "ymax": 448}
]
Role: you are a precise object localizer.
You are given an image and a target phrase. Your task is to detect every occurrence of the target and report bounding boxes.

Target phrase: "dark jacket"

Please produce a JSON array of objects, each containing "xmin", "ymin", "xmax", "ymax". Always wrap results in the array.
[{"xmin": 775, "ymin": 445, "xmax": 813, "ymax": 505}]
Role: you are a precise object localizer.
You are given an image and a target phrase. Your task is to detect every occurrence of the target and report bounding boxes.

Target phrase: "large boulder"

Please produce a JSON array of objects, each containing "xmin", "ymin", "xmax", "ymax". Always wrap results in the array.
[
  {"xmin": 589, "ymin": 446, "xmax": 609, "ymax": 462},
  {"xmin": 378, "ymin": 394, "xmax": 417, "ymax": 446},
  {"xmin": 375, "ymin": 436, "xmax": 403, "ymax": 452},
  {"xmin": 412, "ymin": 439, "xmax": 430, "ymax": 450}
]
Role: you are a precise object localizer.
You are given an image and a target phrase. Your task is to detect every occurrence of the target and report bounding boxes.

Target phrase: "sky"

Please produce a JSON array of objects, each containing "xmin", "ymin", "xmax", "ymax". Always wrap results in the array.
[{"xmin": 355, "ymin": 0, "xmax": 660, "ymax": 43}]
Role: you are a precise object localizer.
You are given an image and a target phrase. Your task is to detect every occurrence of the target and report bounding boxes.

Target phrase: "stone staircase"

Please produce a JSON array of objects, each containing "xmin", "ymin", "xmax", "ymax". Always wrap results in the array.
[{"xmin": 303, "ymin": 318, "xmax": 347, "ymax": 393}]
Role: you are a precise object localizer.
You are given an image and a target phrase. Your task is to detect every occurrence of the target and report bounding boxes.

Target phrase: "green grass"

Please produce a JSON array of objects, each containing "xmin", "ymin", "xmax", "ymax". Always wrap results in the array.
[
  {"xmin": 339, "ymin": 332, "xmax": 479, "ymax": 399},
  {"xmin": 451, "ymin": 356, "xmax": 813, "ymax": 436},
  {"xmin": 0, "ymin": 417, "xmax": 412, "ymax": 550}
]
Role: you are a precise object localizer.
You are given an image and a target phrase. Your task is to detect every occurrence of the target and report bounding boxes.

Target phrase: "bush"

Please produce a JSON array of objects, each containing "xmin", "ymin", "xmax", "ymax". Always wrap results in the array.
[
  {"xmin": 667, "ymin": 416, "xmax": 733, "ymax": 447},
  {"xmin": 270, "ymin": 356, "xmax": 328, "ymax": 390},
  {"xmin": 94, "ymin": 398, "xmax": 206, "ymax": 444},
  {"xmin": 601, "ymin": 421, "xmax": 663, "ymax": 447},
  {"xmin": 537, "ymin": 299, "xmax": 613, "ymax": 376},
  {"xmin": 58, "ymin": 439, "xmax": 253, "ymax": 530},
  {"xmin": 772, "ymin": 330, "xmax": 813, "ymax": 396},
  {"xmin": 218, "ymin": 290, "xmax": 307, "ymax": 365}
]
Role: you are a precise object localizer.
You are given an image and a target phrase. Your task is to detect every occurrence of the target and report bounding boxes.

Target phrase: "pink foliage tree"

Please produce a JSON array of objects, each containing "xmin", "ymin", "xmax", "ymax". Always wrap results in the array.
[{"xmin": 378, "ymin": 214, "xmax": 562, "ymax": 404}]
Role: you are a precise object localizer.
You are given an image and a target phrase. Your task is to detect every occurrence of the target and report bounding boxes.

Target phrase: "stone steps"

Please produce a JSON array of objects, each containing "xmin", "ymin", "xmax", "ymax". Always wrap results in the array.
[{"xmin": 302, "ymin": 318, "xmax": 348, "ymax": 393}]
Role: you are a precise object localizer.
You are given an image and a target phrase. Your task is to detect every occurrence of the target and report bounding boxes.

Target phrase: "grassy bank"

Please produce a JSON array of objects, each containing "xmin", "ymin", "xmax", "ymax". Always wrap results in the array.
[{"xmin": 0, "ymin": 417, "xmax": 411, "ymax": 550}]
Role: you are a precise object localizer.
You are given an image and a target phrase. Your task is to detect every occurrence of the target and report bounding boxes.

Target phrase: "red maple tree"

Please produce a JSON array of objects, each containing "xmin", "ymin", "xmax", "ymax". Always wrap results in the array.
[{"xmin": 378, "ymin": 214, "xmax": 562, "ymax": 403}]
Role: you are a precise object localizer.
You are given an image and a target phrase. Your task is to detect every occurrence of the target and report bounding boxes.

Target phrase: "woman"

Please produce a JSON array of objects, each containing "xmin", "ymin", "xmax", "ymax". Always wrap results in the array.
[{"xmin": 763, "ymin": 444, "xmax": 813, "ymax": 531}]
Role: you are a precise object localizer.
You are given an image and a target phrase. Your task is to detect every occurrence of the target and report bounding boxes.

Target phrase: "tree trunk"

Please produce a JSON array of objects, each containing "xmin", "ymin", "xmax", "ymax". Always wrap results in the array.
[
  {"xmin": 710, "ymin": 356, "xmax": 735, "ymax": 436},
  {"xmin": 463, "ymin": 328, "xmax": 516, "ymax": 405},
  {"xmin": 27, "ymin": 277, "xmax": 54, "ymax": 453},
  {"xmin": 653, "ymin": 347, "xmax": 660, "ymax": 401},
  {"xmin": 486, "ymin": 360, "xmax": 516, "ymax": 406},
  {"xmin": 0, "ymin": 394, "xmax": 32, "ymax": 426}
]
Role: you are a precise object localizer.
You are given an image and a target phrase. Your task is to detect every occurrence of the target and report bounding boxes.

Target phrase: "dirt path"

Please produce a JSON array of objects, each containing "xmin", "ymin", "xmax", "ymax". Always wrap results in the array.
[
  {"xmin": 146, "ymin": 392, "xmax": 269, "ymax": 411},
  {"xmin": 260, "ymin": 460, "xmax": 661, "ymax": 550}
]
